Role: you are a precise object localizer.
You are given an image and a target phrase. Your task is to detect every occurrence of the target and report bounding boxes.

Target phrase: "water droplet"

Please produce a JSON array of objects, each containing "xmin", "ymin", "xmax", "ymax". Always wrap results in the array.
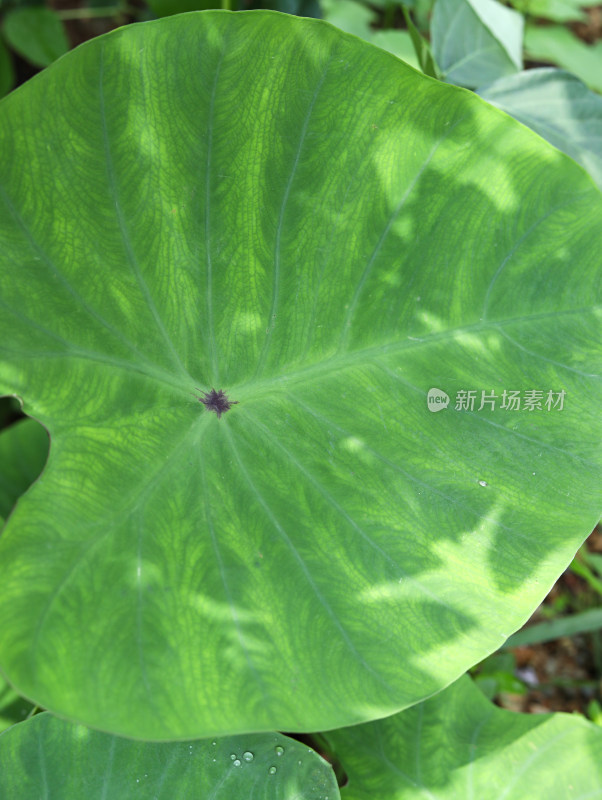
[
  {"xmin": 233, "ymin": 759, "xmax": 241, "ymax": 767},
  {"xmin": 478, "ymin": 480, "xmax": 488, "ymax": 487},
  {"xmin": 230, "ymin": 753, "xmax": 237, "ymax": 760},
  {"xmin": 268, "ymin": 766, "xmax": 277, "ymax": 774},
  {"xmin": 212, "ymin": 741, "xmax": 217, "ymax": 746},
  {"xmin": 243, "ymin": 751, "xmax": 254, "ymax": 762},
  {"xmin": 275, "ymin": 745, "xmax": 284, "ymax": 756},
  {"xmin": 212, "ymin": 758, "xmax": 216, "ymax": 762}
]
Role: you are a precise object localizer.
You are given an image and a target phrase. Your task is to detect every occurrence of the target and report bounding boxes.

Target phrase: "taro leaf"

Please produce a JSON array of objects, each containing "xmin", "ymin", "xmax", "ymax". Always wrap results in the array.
[
  {"xmin": 0, "ymin": 10, "xmax": 601, "ymax": 740},
  {"xmin": 2, "ymin": 6, "xmax": 68, "ymax": 68},
  {"xmin": 524, "ymin": 23, "xmax": 602, "ymax": 94},
  {"xmin": 0, "ymin": 417, "xmax": 49, "ymax": 520},
  {"xmin": 326, "ymin": 675, "xmax": 602, "ymax": 798},
  {"xmin": 478, "ymin": 68, "xmax": 602, "ymax": 191},
  {"xmin": 0, "ymin": 715, "xmax": 339, "ymax": 800},
  {"xmin": 431, "ymin": 0, "xmax": 523, "ymax": 88}
]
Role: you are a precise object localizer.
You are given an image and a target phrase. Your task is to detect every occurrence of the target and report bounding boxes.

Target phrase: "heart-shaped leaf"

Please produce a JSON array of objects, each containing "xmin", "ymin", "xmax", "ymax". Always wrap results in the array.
[
  {"xmin": 0, "ymin": 10, "xmax": 600, "ymax": 739},
  {"xmin": 0, "ymin": 715, "xmax": 339, "ymax": 799},
  {"xmin": 326, "ymin": 675, "xmax": 602, "ymax": 798}
]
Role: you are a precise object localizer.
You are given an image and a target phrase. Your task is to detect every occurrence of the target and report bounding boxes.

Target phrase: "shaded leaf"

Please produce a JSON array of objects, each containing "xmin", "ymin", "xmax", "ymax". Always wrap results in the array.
[
  {"xmin": 0, "ymin": 10, "xmax": 600, "ymax": 740},
  {"xmin": 327, "ymin": 675, "xmax": 602, "ymax": 798}
]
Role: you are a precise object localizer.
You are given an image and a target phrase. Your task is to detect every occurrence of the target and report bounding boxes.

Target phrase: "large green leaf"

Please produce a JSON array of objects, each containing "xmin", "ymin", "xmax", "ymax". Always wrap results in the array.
[
  {"xmin": 431, "ymin": 0, "xmax": 523, "ymax": 87},
  {"xmin": 0, "ymin": 10, "xmax": 600, "ymax": 739},
  {"xmin": 0, "ymin": 715, "xmax": 339, "ymax": 799},
  {"xmin": 0, "ymin": 417, "xmax": 49, "ymax": 519},
  {"xmin": 478, "ymin": 68, "xmax": 602, "ymax": 191},
  {"xmin": 326, "ymin": 675, "xmax": 602, "ymax": 798}
]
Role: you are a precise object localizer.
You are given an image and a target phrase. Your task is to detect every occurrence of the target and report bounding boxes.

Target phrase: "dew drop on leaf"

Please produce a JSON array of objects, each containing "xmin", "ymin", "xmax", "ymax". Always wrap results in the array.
[
  {"xmin": 268, "ymin": 766, "xmax": 277, "ymax": 774},
  {"xmin": 275, "ymin": 745, "xmax": 284, "ymax": 756},
  {"xmin": 233, "ymin": 759, "xmax": 241, "ymax": 767},
  {"xmin": 243, "ymin": 751, "xmax": 254, "ymax": 762}
]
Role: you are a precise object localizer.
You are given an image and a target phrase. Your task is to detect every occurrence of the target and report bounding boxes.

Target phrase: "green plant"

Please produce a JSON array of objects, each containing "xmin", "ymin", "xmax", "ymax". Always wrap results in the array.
[{"xmin": 0, "ymin": 9, "xmax": 601, "ymax": 797}]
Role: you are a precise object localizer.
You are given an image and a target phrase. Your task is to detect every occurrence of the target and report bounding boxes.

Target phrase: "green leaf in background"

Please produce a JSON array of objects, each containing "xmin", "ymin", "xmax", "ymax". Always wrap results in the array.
[
  {"xmin": 431, "ymin": 0, "xmax": 523, "ymax": 87},
  {"xmin": 320, "ymin": 0, "xmax": 420, "ymax": 69},
  {"xmin": 0, "ymin": 715, "xmax": 339, "ymax": 800},
  {"xmin": 326, "ymin": 675, "xmax": 602, "ymax": 798},
  {"xmin": 0, "ymin": 417, "xmax": 48, "ymax": 520},
  {"xmin": 401, "ymin": 5, "xmax": 440, "ymax": 78},
  {"xmin": 148, "ymin": 0, "xmax": 222, "ymax": 15},
  {"xmin": 525, "ymin": 23, "xmax": 602, "ymax": 94},
  {"xmin": 319, "ymin": 0, "xmax": 374, "ymax": 37},
  {"xmin": 0, "ymin": 10, "xmax": 601, "ymax": 740},
  {"xmin": 504, "ymin": 606, "xmax": 602, "ymax": 647},
  {"xmin": 260, "ymin": 0, "xmax": 321, "ymax": 17},
  {"xmin": 509, "ymin": 0, "xmax": 590, "ymax": 23},
  {"xmin": 472, "ymin": 651, "xmax": 526, "ymax": 699},
  {"xmin": 2, "ymin": 6, "xmax": 68, "ymax": 68},
  {"xmin": 0, "ymin": 36, "xmax": 14, "ymax": 97},
  {"xmin": 478, "ymin": 68, "xmax": 602, "ymax": 191},
  {"xmin": 371, "ymin": 30, "xmax": 420, "ymax": 71}
]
